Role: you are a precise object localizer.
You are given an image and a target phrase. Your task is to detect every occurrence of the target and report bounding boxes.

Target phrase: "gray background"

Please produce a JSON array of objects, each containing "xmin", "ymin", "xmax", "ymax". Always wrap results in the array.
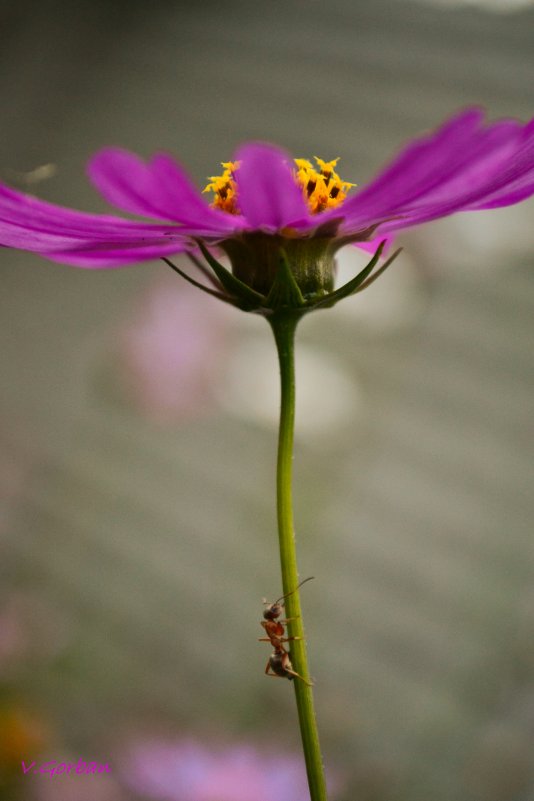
[{"xmin": 1, "ymin": 2, "xmax": 534, "ymax": 800}]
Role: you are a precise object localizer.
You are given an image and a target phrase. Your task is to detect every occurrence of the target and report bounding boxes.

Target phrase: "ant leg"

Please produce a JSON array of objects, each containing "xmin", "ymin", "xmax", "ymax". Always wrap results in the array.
[
  {"xmin": 260, "ymin": 636, "xmax": 302, "ymax": 645},
  {"xmin": 279, "ymin": 616, "xmax": 300, "ymax": 624},
  {"xmin": 271, "ymin": 636, "xmax": 302, "ymax": 645},
  {"xmin": 284, "ymin": 668, "xmax": 314, "ymax": 687}
]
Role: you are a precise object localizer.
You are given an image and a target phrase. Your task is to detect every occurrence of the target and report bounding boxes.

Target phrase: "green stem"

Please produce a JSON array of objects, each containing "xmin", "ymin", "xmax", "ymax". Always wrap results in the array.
[{"xmin": 268, "ymin": 311, "xmax": 329, "ymax": 801}]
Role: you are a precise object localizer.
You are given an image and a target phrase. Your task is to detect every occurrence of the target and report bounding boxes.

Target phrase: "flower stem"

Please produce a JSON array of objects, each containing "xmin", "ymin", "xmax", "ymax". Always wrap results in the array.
[{"xmin": 268, "ymin": 311, "xmax": 328, "ymax": 801}]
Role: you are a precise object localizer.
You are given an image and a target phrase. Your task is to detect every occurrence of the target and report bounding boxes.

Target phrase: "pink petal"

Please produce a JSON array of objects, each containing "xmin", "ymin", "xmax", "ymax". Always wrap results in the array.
[
  {"xmin": 355, "ymin": 233, "xmax": 396, "ymax": 255},
  {"xmin": 333, "ymin": 108, "xmax": 534, "ymax": 238},
  {"xmin": 43, "ymin": 240, "xmax": 188, "ymax": 268},
  {"xmin": 88, "ymin": 148, "xmax": 245, "ymax": 233},
  {"xmin": 0, "ymin": 181, "xmax": 226, "ymax": 267},
  {"xmin": 378, "ymin": 119, "xmax": 534, "ymax": 232},
  {"xmin": 345, "ymin": 108, "xmax": 486, "ymax": 214},
  {"xmin": 234, "ymin": 142, "xmax": 312, "ymax": 231},
  {"xmin": 0, "ymin": 182, "xmax": 168, "ymax": 239}
]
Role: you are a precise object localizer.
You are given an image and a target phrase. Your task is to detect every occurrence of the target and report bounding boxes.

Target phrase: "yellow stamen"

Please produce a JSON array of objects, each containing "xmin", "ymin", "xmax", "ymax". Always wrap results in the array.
[
  {"xmin": 314, "ymin": 157, "xmax": 339, "ymax": 175},
  {"xmin": 204, "ymin": 157, "xmax": 355, "ymax": 216},
  {"xmin": 202, "ymin": 161, "xmax": 240, "ymax": 214}
]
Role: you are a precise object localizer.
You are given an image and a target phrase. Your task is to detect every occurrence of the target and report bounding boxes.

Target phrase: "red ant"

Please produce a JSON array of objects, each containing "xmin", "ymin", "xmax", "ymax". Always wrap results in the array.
[{"xmin": 259, "ymin": 577, "xmax": 314, "ymax": 686}]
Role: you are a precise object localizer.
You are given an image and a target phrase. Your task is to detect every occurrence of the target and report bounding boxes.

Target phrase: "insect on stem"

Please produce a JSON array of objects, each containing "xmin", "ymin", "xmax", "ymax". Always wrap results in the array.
[{"xmin": 259, "ymin": 577, "xmax": 315, "ymax": 686}]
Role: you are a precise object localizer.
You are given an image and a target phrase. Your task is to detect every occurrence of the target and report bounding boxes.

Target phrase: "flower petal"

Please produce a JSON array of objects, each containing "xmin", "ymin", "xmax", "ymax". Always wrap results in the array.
[
  {"xmin": 355, "ymin": 233, "xmax": 395, "ymax": 255},
  {"xmin": 88, "ymin": 148, "xmax": 245, "ymax": 234},
  {"xmin": 343, "ymin": 107, "xmax": 486, "ymax": 215},
  {"xmin": 0, "ymin": 181, "xmax": 230, "ymax": 267},
  {"xmin": 377, "ymin": 118, "xmax": 534, "ymax": 232},
  {"xmin": 463, "ymin": 117, "xmax": 534, "ymax": 209},
  {"xmin": 0, "ymin": 182, "xmax": 169, "ymax": 239},
  {"xmin": 44, "ymin": 240, "xmax": 188, "ymax": 268},
  {"xmin": 234, "ymin": 142, "xmax": 312, "ymax": 231},
  {"xmin": 333, "ymin": 108, "xmax": 534, "ymax": 237}
]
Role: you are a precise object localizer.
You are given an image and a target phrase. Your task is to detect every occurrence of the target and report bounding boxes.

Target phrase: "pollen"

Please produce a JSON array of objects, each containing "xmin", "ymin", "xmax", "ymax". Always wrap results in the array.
[{"xmin": 204, "ymin": 157, "xmax": 355, "ymax": 215}]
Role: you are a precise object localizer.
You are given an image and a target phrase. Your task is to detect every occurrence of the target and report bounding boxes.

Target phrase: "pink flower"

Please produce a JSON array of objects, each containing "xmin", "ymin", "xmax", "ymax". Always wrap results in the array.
[
  {"xmin": 122, "ymin": 738, "xmax": 336, "ymax": 801},
  {"xmin": 1, "ymin": 108, "xmax": 532, "ymax": 310},
  {"xmin": 0, "ymin": 108, "xmax": 532, "ymax": 268}
]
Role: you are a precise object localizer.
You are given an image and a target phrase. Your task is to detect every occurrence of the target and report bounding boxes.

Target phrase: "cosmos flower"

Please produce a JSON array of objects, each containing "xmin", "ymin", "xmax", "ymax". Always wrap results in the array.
[
  {"xmin": 1, "ymin": 108, "xmax": 533, "ymax": 311},
  {"xmin": 122, "ymin": 737, "xmax": 336, "ymax": 801}
]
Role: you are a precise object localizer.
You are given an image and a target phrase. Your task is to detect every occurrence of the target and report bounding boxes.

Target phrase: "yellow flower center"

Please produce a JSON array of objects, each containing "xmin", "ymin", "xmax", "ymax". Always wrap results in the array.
[{"xmin": 203, "ymin": 157, "xmax": 355, "ymax": 215}]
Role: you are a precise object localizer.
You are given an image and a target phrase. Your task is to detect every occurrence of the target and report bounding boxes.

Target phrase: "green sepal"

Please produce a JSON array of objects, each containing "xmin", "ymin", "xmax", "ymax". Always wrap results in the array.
[
  {"xmin": 196, "ymin": 241, "xmax": 266, "ymax": 310},
  {"xmin": 162, "ymin": 257, "xmax": 237, "ymax": 306},
  {"xmin": 311, "ymin": 240, "xmax": 385, "ymax": 308},
  {"xmin": 265, "ymin": 248, "xmax": 306, "ymax": 311},
  {"xmin": 353, "ymin": 247, "xmax": 403, "ymax": 294},
  {"xmin": 308, "ymin": 240, "xmax": 400, "ymax": 309}
]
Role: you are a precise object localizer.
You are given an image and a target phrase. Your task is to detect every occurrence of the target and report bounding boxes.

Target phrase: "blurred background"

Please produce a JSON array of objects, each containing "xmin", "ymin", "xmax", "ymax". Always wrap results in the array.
[{"xmin": 1, "ymin": 1, "xmax": 533, "ymax": 800}]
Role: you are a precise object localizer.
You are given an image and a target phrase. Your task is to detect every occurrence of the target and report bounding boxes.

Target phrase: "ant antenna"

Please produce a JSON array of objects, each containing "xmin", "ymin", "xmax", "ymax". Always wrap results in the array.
[{"xmin": 274, "ymin": 576, "xmax": 315, "ymax": 607}]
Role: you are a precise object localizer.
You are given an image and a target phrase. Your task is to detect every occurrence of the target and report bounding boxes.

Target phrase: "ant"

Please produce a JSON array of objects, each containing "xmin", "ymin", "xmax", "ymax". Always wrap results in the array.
[{"xmin": 259, "ymin": 577, "xmax": 314, "ymax": 686}]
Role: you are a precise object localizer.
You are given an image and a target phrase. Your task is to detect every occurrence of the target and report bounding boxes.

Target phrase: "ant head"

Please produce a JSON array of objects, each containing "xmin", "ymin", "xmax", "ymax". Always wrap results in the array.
[
  {"xmin": 263, "ymin": 600, "xmax": 284, "ymax": 620},
  {"xmin": 261, "ymin": 578, "xmax": 314, "ymax": 620}
]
